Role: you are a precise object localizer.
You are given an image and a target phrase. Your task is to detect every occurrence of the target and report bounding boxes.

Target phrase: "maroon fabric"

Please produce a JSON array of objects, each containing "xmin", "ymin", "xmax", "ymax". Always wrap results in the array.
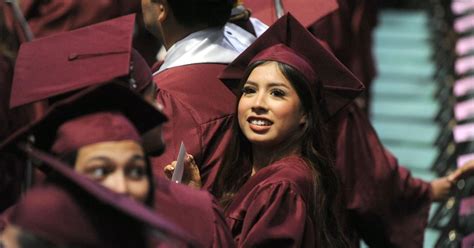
[
  {"xmin": 309, "ymin": 0, "xmax": 378, "ymax": 107},
  {"xmin": 0, "ymin": 55, "xmax": 29, "ymax": 212},
  {"xmin": 10, "ymin": 184, "xmax": 118, "ymax": 247},
  {"xmin": 308, "ymin": 0, "xmax": 352, "ymax": 73},
  {"xmin": 4, "ymin": 0, "xmax": 140, "ymax": 41},
  {"xmin": 10, "ymin": 14, "xmax": 140, "ymax": 108},
  {"xmin": 51, "ymin": 112, "xmax": 141, "ymax": 156},
  {"xmin": 243, "ymin": 0, "xmax": 338, "ymax": 27},
  {"xmin": 1, "ymin": 84, "xmax": 167, "ymax": 154},
  {"xmin": 225, "ymin": 156, "xmax": 315, "ymax": 247},
  {"xmin": 153, "ymin": 179, "xmax": 235, "ymax": 248},
  {"xmin": 151, "ymin": 64, "xmax": 235, "ymax": 190},
  {"xmin": 330, "ymin": 104, "xmax": 432, "ymax": 247},
  {"xmin": 220, "ymin": 14, "xmax": 364, "ymax": 120},
  {"xmin": 249, "ymin": 44, "xmax": 317, "ymax": 85},
  {"xmin": 463, "ymin": 233, "xmax": 474, "ymax": 248}
]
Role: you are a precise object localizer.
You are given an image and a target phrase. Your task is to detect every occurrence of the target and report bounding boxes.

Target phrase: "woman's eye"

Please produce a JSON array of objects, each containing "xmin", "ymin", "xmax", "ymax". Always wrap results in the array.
[
  {"xmin": 270, "ymin": 89, "xmax": 286, "ymax": 97},
  {"xmin": 127, "ymin": 166, "xmax": 146, "ymax": 180},
  {"xmin": 241, "ymin": 86, "xmax": 256, "ymax": 95}
]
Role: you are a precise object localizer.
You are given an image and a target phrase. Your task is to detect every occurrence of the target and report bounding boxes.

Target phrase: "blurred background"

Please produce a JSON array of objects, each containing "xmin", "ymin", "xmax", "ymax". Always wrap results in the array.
[{"xmin": 370, "ymin": 0, "xmax": 474, "ymax": 247}]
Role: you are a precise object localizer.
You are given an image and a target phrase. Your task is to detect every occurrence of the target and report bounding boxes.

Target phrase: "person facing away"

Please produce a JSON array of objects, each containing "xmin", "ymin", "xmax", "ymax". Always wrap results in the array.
[
  {"xmin": 141, "ymin": 0, "xmax": 259, "ymax": 190},
  {"xmin": 164, "ymin": 14, "xmax": 358, "ymax": 247}
]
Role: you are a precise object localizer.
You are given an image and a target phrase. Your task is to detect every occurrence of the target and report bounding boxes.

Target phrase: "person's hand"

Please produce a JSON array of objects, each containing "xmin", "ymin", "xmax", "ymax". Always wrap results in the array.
[
  {"xmin": 431, "ymin": 177, "xmax": 454, "ymax": 202},
  {"xmin": 431, "ymin": 159, "xmax": 474, "ymax": 202},
  {"xmin": 164, "ymin": 154, "xmax": 202, "ymax": 190},
  {"xmin": 447, "ymin": 159, "xmax": 474, "ymax": 183}
]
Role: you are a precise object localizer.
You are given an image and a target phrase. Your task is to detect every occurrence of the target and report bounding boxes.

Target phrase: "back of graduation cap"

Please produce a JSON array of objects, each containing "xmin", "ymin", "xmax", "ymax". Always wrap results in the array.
[
  {"xmin": 2, "ymin": 84, "xmax": 198, "ymax": 247},
  {"xmin": 243, "ymin": 0, "xmax": 338, "ymax": 27},
  {"xmin": 8, "ymin": 182, "xmax": 192, "ymax": 247},
  {"xmin": 10, "ymin": 13, "xmax": 153, "ymax": 108},
  {"xmin": 220, "ymin": 13, "xmax": 364, "ymax": 120},
  {"xmin": 1, "ymin": 83, "xmax": 167, "ymax": 156}
]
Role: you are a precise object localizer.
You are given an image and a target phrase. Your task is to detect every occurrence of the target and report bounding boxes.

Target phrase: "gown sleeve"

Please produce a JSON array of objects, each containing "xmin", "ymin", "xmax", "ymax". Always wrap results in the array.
[
  {"xmin": 334, "ymin": 104, "xmax": 432, "ymax": 247},
  {"xmin": 151, "ymin": 89, "xmax": 202, "ymax": 178},
  {"xmin": 232, "ymin": 182, "xmax": 314, "ymax": 248}
]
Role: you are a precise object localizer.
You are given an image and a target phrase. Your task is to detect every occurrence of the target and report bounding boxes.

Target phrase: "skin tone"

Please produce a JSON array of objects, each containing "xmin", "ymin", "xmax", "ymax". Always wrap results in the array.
[
  {"xmin": 75, "ymin": 140, "xmax": 150, "ymax": 203},
  {"xmin": 0, "ymin": 225, "xmax": 20, "ymax": 248},
  {"xmin": 431, "ymin": 159, "xmax": 474, "ymax": 201},
  {"xmin": 141, "ymin": 0, "xmax": 208, "ymax": 49},
  {"xmin": 238, "ymin": 61, "xmax": 306, "ymax": 172},
  {"xmin": 165, "ymin": 62, "xmax": 307, "ymax": 186}
]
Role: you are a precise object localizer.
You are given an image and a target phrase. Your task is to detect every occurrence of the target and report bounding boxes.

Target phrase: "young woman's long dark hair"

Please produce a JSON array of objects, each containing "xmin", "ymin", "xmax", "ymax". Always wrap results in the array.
[{"xmin": 214, "ymin": 60, "xmax": 349, "ymax": 248}]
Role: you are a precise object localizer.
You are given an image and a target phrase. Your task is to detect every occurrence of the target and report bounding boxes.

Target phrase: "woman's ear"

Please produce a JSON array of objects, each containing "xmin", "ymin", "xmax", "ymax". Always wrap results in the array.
[{"xmin": 299, "ymin": 114, "xmax": 307, "ymax": 126}]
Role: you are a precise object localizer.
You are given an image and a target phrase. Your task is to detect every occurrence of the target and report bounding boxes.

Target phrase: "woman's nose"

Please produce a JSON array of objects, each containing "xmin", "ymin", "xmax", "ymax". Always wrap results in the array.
[{"xmin": 251, "ymin": 93, "xmax": 268, "ymax": 113}]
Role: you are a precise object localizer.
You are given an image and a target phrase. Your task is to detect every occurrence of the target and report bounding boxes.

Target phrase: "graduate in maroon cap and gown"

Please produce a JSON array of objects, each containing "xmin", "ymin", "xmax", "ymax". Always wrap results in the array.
[
  {"xmin": 165, "ymin": 14, "xmax": 363, "ymax": 247},
  {"xmin": 141, "ymin": 0, "xmax": 259, "ymax": 190},
  {"xmin": 0, "ymin": 14, "xmax": 157, "ymax": 212}
]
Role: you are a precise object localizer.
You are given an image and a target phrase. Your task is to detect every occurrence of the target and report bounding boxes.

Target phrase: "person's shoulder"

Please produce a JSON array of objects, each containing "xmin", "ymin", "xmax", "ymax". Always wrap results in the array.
[
  {"xmin": 154, "ymin": 179, "xmax": 219, "ymax": 246},
  {"xmin": 153, "ymin": 63, "xmax": 227, "ymax": 86}
]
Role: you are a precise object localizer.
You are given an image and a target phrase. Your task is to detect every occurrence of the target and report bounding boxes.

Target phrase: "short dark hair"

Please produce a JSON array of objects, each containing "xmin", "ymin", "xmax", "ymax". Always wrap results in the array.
[{"xmin": 167, "ymin": 0, "xmax": 235, "ymax": 27}]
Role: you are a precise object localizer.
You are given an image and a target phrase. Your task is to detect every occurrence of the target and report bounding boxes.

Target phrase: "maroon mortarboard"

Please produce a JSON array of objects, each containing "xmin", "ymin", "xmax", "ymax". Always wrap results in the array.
[
  {"xmin": 243, "ymin": 0, "xmax": 338, "ymax": 27},
  {"xmin": 219, "ymin": 14, "xmax": 364, "ymax": 120},
  {"xmin": 1, "ymin": 83, "xmax": 167, "ymax": 155},
  {"xmin": 10, "ymin": 184, "xmax": 149, "ymax": 247},
  {"xmin": 8, "ymin": 161, "xmax": 195, "ymax": 247},
  {"xmin": 10, "ymin": 13, "xmax": 153, "ymax": 108}
]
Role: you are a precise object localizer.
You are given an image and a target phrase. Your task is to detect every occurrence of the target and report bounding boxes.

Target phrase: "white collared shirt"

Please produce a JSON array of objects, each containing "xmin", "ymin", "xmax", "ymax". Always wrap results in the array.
[{"xmin": 154, "ymin": 21, "xmax": 268, "ymax": 75}]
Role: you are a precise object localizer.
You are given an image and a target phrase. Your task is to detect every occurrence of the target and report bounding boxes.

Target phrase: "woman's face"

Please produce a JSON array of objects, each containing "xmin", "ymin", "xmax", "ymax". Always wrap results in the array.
[
  {"xmin": 238, "ymin": 62, "xmax": 306, "ymax": 149},
  {"xmin": 75, "ymin": 140, "xmax": 150, "ymax": 203}
]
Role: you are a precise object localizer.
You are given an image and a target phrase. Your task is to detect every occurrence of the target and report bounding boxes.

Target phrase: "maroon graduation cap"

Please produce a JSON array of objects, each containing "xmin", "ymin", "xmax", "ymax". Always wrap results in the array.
[
  {"xmin": 9, "ymin": 181, "xmax": 188, "ymax": 247},
  {"xmin": 219, "ymin": 13, "xmax": 364, "ymax": 120},
  {"xmin": 243, "ymin": 0, "xmax": 339, "ymax": 27},
  {"xmin": 1, "ymin": 83, "xmax": 167, "ymax": 155},
  {"xmin": 10, "ymin": 14, "xmax": 153, "ymax": 108}
]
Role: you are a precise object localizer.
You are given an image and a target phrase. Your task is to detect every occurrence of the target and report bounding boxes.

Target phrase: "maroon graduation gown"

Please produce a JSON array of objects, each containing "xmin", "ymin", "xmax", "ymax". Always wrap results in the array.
[
  {"xmin": 154, "ymin": 178, "xmax": 235, "ymax": 248},
  {"xmin": 225, "ymin": 156, "xmax": 316, "ymax": 247},
  {"xmin": 9, "ymin": 0, "xmax": 140, "ymax": 39},
  {"xmin": 309, "ymin": 0, "xmax": 378, "ymax": 105},
  {"xmin": 330, "ymin": 103, "xmax": 432, "ymax": 247},
  {"xmin": 152, "ymin": 64, "xmax": 235, "ymax": 190}
]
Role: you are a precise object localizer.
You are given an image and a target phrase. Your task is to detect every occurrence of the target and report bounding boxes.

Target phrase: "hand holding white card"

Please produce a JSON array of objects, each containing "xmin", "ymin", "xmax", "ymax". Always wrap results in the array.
[{"xmin": 171, "ymin": 142, "xmax": 186, "ymax": 183}]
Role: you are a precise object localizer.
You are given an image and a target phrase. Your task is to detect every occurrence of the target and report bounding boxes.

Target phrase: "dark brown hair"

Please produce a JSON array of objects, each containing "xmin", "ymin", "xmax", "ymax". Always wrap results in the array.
[{"xmin": 214, "ymin": 60, "xmax": 349, "ymax": 247}]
